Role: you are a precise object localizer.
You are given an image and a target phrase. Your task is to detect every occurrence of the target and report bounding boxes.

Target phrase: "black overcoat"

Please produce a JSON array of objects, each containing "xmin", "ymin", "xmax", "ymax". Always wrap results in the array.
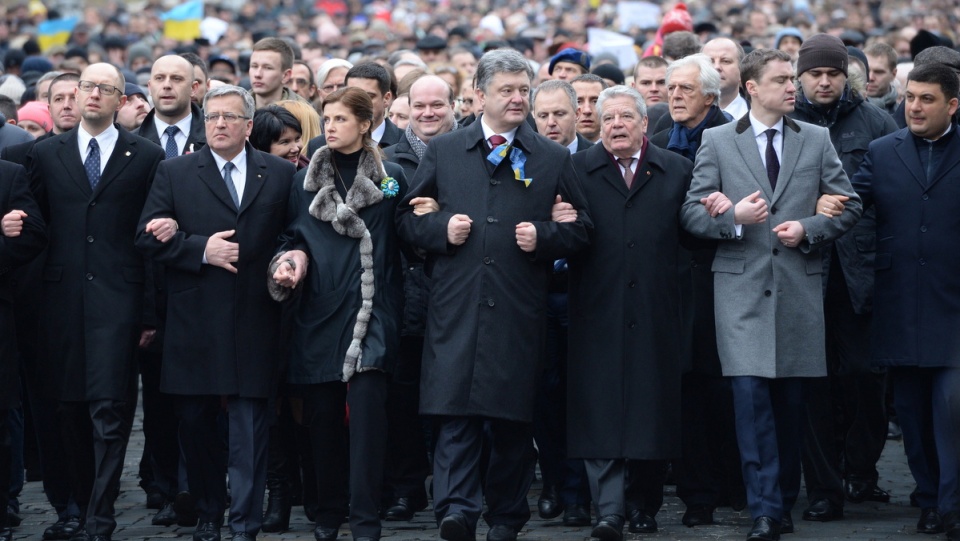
[
  {"xmin": 136, "ymin": 145, "xmax": 295, "ymax": 397},
  {"xmin": 397, "ymin": 118, "xmax": 592, "ymax": 423}
]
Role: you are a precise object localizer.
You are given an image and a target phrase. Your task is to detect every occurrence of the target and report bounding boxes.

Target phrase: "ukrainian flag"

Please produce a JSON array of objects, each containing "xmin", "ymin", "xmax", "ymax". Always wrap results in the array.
[
  {"xmin": 37, "ymin": 17, "xmax": 77, "ymax": 52},
  {"xmin": 162, "ymin": 1, "xmax": 203, "ymax": 42}
]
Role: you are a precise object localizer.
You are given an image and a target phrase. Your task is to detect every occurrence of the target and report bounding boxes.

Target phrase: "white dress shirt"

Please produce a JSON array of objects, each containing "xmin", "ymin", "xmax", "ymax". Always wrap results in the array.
[
  {"xmin": 77, "ymin": 123, "xmax": 119, "ymax": 175},
  {"xmin": 154, "ymin": 114, "xmax": 194, "ymax": 156}
]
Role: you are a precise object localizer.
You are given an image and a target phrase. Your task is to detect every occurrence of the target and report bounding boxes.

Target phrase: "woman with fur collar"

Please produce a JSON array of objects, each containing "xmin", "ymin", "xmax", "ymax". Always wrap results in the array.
[{"xmin": 268, "ymin": 87, "xmax": 408, "ymax": 541}]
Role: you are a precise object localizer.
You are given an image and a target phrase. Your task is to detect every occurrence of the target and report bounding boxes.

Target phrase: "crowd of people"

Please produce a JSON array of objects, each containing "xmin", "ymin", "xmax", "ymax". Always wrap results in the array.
[{"xmin": 0, "ymin": 2, "xmax": 958, "ymax": 541}]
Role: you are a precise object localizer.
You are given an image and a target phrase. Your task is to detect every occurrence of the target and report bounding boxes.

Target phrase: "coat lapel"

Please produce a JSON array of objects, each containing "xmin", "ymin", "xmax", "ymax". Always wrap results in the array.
[
  {"xmin": 197, "ymin": 147, "xmax": 242, "ymax": 212},
  {"xmin": 93, "ymin": 128, "xmax": 137, "ymax": 196},
  {"xmin": 56, "ymin": 129, "xmax": 93, "ymax": 197},
  {"xmin": 582, "ymin": 143, "xmax": 631, "ymax": 197},
  {"xmin": 770, "ymin": 118, "xmax": 803, "ymax": 207},
  {"xmin": 238, "ymin": 145, "xmax": 268, "ymax": 215},
  {"xmin": 893, "ymin": 130, "xmax": 926, "ymax": 190},
  {"xmin": 926, "ymin": 127, "xmax": 960, "ymax": 190},
  {"xmin": 733, "ymin": 124, "xmax": 774, "ymax": 200}
]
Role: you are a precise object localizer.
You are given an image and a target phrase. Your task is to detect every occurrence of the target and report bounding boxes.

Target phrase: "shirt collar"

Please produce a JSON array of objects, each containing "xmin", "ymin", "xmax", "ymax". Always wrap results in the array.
[
  {"xmin": 154, "ymin": 113, "xmax": 193, "ymax": 141},
  {"xmin": 566, "ymin": 137, "xmax": 579, "ymax": 154},
  {"xmin": 749, "ymin": 112, "xmax": 784, "ymax": 137},
  {"xmin": 479, "ymin": 116, "xmax": 519, "ymax": 146},
  {"xmin": 211, "ymin": 146, "xmax": 247, "ymax": 174},
  {"xmin": 371, "ymin": 119, "xmax": 386, "ymax": 143},
  {"xmin": 78, "ymin": 123, "xmax": 119, "ymax": 152}
]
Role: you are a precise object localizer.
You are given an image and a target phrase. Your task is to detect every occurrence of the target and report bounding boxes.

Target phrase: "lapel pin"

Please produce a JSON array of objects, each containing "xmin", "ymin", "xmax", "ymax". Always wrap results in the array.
[
  {"xmin": 125, "ymin": 151, "xmax": 131, "ymax": 156},
  {"xmin": 258, "ymin": 174, "xmax": 262, "ymax": 178}
]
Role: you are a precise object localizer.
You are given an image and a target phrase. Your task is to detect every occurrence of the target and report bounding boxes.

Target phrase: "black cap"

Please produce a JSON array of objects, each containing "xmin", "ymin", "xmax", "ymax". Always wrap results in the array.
[
  {"xmin": 416, "ymin": 35, "xmax": 448, "ymax": 51},
  {"xmin": 208, "ymin": 54, "xmax": 237, "ymax": 72},
  {"xmin": 124, "ymin": 82, "xmax": 147, "ymax": 99}
]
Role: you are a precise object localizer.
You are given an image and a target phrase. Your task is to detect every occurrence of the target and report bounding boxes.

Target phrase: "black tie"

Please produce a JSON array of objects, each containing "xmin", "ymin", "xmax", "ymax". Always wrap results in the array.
[
  {"xmin": 164, "ymin": 125, "xmax": 180, "ymax": 160},
  {"xmin": 765, "ymin": 129, "xmax": 779, "ymax": 190}
]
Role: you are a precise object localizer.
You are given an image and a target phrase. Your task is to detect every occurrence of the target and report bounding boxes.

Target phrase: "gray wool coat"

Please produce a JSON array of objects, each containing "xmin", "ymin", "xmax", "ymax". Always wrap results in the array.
[{"xmin": 680, "ymin": 115, "xmax": 862, "ymax": 379}]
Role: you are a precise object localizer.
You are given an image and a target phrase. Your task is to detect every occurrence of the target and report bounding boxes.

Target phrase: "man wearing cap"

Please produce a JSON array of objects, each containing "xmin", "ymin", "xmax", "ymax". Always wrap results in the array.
[
  {"xmin": 209, "ymin": 56, "xmax": 239, "ymax": 86},
  {"xmin": 416, "ymin": 35, "xmax": 449, "ymax": 64},
  {"xmin": 702, "ymin": 38, "xmax": 749, "ymax": 120},
  {"xmin": 849, "ymin": 62, "xmax": 960, "ymax": 541},
  {"xmin": 789, "ymin": 33, "xmax": 897, "ymax": 524},
  {"xmin": 117, "ymin": 84, "xmax": 151, "ymax": 132},
  {"xmin": 549, "ymin": 48, "xmax": 591, "ymax": 81},
  {"xmin": 681, "ymin": 48, "xmax": 862, "ymax": 541}
]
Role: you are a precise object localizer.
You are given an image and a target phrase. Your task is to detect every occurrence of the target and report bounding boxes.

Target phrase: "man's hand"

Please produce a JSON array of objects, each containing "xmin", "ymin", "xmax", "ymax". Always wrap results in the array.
[
  {"xmin": 447, "ymin": 214, "xmax": 472, "ymax": 245},
  {"xmin": 516, "ymin": 222, "xmax": 537, "ymax": 252},
  {"xmin": 551, "ymin": 195, "xmax": 578, "ymax": 223},
  {"xmin": 145, "ymin": 217, "xmax": 179, "ymax": 243},
  {"xmin": 734, "ymin": 190, "xmax": 768, "ymax": 225},
  {"xmin": 701, "ymin": 191, "xmax": 732, "ymax": 217},
  {"xmin": 205, "ymin": 230, "xmax": 239, "ymax": 273},
  {"xmin": 410, "ymin": 196, "xmax": 440, "ymax": 216},
  {"xmin": 773, "ymin": 221, "xmax": 806, "ymax": 247},
  {"xmin": 1, "ymin": 209, "xmax": 27, "ymax": 237},
  {"xmin": 139, "ymin": 328, "xmax": 157, "ymax": 349},
  {"xmin": 273, "ymin": 249, "xmax": 309, "ymax": 288},
  {"xmin": 816, "ymin": 194, "xmax": 849, "ymax": 218}
]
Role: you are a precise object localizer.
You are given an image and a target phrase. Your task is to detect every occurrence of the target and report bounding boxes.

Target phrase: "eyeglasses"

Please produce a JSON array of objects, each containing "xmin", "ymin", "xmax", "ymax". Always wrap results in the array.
[
  {"xmin": 78, "ymin": 81, "xmax": 122, "ymax": 96},
  {"xmin": 321, "ymin": 83, "xmax": 344, "ymax": 93},
  {"xmin": 203, "ymin": 112, "xmax": 250, "ymax": 123}
]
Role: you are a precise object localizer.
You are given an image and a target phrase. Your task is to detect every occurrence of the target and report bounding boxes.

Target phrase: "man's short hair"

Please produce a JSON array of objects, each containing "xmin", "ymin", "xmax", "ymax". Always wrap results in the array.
[
  {"xmin": 740, "ymin": 48, "xmax": 792, "ymax": 89},
  {"xmin": 864, "ymin": 42, "xmax": 897, "ymax": 72},
  {"xmin": 908, "ymin": 63, "xmax": 960, "ymax": 100},
  {"xmin": 634, "ymin": 56, "xmax": 669, "ymax": 78},
  {"xmin": 662, "ymin": 31, "xmax": 702, "ymax": 60},
  {"xmin": 180, "ymin": 52, "xmax": 209, "ymax": 79},
  {"xmin": 667, "ymin": 53, "xmax": 721, "ymax": 101},
  {"xmin": 475, "ymin": 49, "xmax": 534, "ymax": 93},
  {"xmin": 596, "ymin": 85, "xmax": 647, "ymax": 120},
  {"xmin": 345, "ymin": 62, "xmax": 393, "ymax": 97},
  {"xmin": 531, "ymin": 79, "xmax": 578, "ymax": 113},
  {"xmin": 203, "ymin": 84, "xmax": 256, "ymax": 119},
  {"xmin": 253, "ymin": 37, "xmax": 295, "ymax": 71},
  {"xmin": 0, "ymin": 95, "xmax": 17, "ymax": 122},
  {"xmin": 570, "ymin": 73, "xmax": 608, "ymax": 90}
]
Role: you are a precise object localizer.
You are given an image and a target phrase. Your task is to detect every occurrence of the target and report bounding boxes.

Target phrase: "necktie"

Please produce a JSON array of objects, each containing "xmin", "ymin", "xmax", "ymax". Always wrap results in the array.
[
  {"xmin": 488, "ymin": 134, "xmax": 507, "ymax": 150},
  {"xmin": 163, "ymin": 125, "xmax": 180, "ymax": 160},
  {"xmin": 222, "ymin": 162, "xmax": 240, "ymax": 208},
  {"xmin": 765, "ymin": 129, "xmax": 779, "ymax": 190},
  {"xmin": 84, "ymin": 138, "xmax": 100, "ymax": 189},
  {"xmin": 617, "ymin": 157, "xmax": 634, "ymax": 188}
]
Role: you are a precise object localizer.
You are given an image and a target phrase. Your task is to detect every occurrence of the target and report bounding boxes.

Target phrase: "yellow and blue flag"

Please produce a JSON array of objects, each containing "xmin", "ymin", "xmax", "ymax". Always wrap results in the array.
[
  {"xmin": 37, "ymin": 17, "xmax": 78, "ymax": 52},
  {"xmin": 162, "ymin": 1, "xmax": 203, "ymax": 42}
]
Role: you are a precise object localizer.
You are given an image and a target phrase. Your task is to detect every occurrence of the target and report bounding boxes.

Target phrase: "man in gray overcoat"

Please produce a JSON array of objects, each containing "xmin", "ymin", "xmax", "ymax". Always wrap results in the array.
[
  {"xmin": 397, "ymin": 49, "xmax": 592, "ymax": 541},
  {"xmin": 680, "ymin": 49, "xmax": 862, "ymax": 541}
]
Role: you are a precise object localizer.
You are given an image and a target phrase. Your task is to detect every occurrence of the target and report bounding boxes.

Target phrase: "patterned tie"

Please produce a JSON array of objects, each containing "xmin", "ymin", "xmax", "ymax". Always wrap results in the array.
[
  {"xmin": 617, "ymin": 157, "xmax": 634, "ymax": 188},
  {"xmin": 222, "ymin": 162, "xmax": 240, "ymax": 208},
  {"xmin": 765, "ymin": 129, "xmax": 780, "ymax": 190},
  {"xmin": 84, "ymin": 138, "xmax": 100, "ymax": 189},
  {"xmin": 163, "ymin": 125, "xmax": 180, "ymax": 159},
  {"xmin": 488, "ymin": 134, "xmax": 507, "ymax": 150}
]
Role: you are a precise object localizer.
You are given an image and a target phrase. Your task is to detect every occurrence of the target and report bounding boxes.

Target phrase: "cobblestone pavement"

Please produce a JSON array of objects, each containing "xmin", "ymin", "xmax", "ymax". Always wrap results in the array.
[{"xmin": 10, "ymin": 406, "xmax": 948, "ymax": 540}]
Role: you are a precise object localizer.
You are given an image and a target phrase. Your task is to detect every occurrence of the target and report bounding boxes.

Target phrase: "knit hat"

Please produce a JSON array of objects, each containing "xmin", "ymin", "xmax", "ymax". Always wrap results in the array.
[
  {"xmin": 548, "ymin": 47, "xmax": 590, "ymax": 75},
  {"xmin": 660, "ymin": 3, "xmax": 693, "ymax": 35},
  {"xmin": 592, "ymin": 63, "xmax": 625, "ymax": 85},
  {"xmin": 21, "ymin": 56, "xmax": 53, "ymax": 75},
  {"xmin": 774, "ymin": 27, "xmax": 804, "ymax": 49},
  {"xmin": 796, "ymin": 33, "xmax": 848, "ymax": 76},
  {"xmin": 17, "ymin": 101, "xmax": 52, "ymax": 132}
]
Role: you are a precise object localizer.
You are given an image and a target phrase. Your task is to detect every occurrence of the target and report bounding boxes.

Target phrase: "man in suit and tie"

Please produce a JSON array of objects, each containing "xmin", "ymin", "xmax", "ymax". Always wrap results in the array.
[
  {"xmin": 25, "ymin": 62, "xmax": 165, "ymax": 541},
  {"xmin": 680, "ymin": 48, "xmax": 862, "ymax": 541},
  {"xmin": 849, "ymin": 63, "xmax": 960, "ymax": 540},
  {"xmin": 139, "ymin": 54, "xmax": 207, "ymax": 157},
  {"xmin": 136, "ymin": 85, "xmax": 295, "ymax": 541}
]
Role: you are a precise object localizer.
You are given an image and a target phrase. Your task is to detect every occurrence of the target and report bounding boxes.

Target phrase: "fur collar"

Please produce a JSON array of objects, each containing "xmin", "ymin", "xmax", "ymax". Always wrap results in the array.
[{"xmin": 304, "ymin": 146, "xmax": 385, "ymax": 237}]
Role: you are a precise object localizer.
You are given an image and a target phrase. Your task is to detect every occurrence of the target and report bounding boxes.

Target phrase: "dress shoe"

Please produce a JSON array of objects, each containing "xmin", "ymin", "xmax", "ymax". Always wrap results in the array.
[
  {"xmin": 261, "ymin": 486, "xmax": 291, "ymax": 532},
  {"xmin": 486, "ymin": 524, "xmax": 517, "ymax": 541},
  {"xmin": 44, "ymin": 517, "xmax": 82, "ymax": 540},
  {"xmin": 537, "ymin": 485, "xmax": 564, "ymax": 519},
  {"xmin": 562, "ymin": 504, "xmax": 591, "ymax": 527},
  {"xmin": 781, "ymin": 513, "xmax": 794, "ymax": 534},
  {"xmin": 313, "ymin": 525, "xmax": 339, "ymax": 541},
  {"xmin": 439, "ymin": 512, "xmax": 474, "ymax": 541},
  {"xmin": 6, "ymin": 508, "xmax": 21, "ymax": 527},
  {"xmin": 176, "ymin": 491, "xmax": 200, "ymax": 527},
  {"xmin": 0, "ymin": 527, "xmax": 12, "ymax": 541},
  {"xmin": 845, "ymin": 480, "xmax": 890, "ymax": 503},
  {"xmin": 383, "ymin": 496, "xmax": 428, "ymax": 521},
  {"xmin": 69, "ymin": 530, "xmax": 91, "ymax": 541},
  {"xmin": 628, "ymin": 509, "xmax": 658, "ymax": 533},
  {"xmin": 591, "ymin": 514, "xmax": 624, "ymax": 541},
  {"xmin": 152, "ymin": 502, "xmax": 179, "ymax": 526},
  {"xmin": 887, "ymin": 420, "xmax": 902, "ymax": 440},
  {"xmin": 682, "ymin": 506, "xmax": 714, "ymax": 527},
  {"xmin": 193, "ymin": 521, "xmax": 222, "ymax": 541},
  {"xmin": 918, "ymin": 508, "xmax": 944, "ymax": 534},
  {"xmin": 802, "ymin": 499, "xmax": 843, "ymax": 522},
  {"xmin": 230, "ymin": 533, "xmax": 255, "ymax": 541},
  {"xmin": 942, "ymin": 511, "xmax": 960, "ymax": 541},
  {"xmin": 747, "ymin": 516, "xmax": 781, "ymax": 541},
  {"xmin": 146, "ymin": 490, "xmax": 165, "ymax": 510}
]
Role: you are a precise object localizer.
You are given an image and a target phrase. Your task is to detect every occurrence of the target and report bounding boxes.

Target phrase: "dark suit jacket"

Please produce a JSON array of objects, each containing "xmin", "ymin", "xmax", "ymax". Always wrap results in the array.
[
  {"xmin": 0, "ymin": 161, "xmax": 46, "ymax": 409},
  {"xmin": 136, "ymin": 144, "xmax": 295, "ymax": 398},
  {"xmin": 27, "ymin": 125, "xmax": 164, "ymax": 401},
  {"xmin": 307, "ymin": 117, "xmax": 402, "ymax": 156},
  {"xmin": 573, "ymin": 133, "xmax": 594, "ymax": 152},
  {"xmin": 137, "ymin": 103, "xmax": 207, "ymax": 154}
]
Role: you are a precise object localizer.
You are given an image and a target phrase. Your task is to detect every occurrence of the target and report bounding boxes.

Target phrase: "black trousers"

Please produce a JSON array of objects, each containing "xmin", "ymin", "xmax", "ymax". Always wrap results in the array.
[
  {"xmin": 383, "ymin": 336, "xmax": 430, "ymax": 502},
  {"xmin": 59, "ymin": 397, "xmax": 137, "ymax": 536},
  {"xmin": 0, "ymin": 407, "xmax": 10, "ymax": 529},
  {"xmin": 138, "ymin": 346, "xmax": 180, "ymax": 501},
  {"xmin": 302, "ymin": 371, "xmax": 388, "ymax": 539}
]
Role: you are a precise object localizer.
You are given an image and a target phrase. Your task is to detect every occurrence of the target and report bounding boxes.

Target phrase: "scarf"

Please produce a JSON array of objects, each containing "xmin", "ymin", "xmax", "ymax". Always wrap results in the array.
[
  {"xmin": 667, "ymin": 105, "xmax": 719, "ymax": 161},
  {"xmin": 404, "ymin": 120, "xmax": 458, "ymax": 160}
]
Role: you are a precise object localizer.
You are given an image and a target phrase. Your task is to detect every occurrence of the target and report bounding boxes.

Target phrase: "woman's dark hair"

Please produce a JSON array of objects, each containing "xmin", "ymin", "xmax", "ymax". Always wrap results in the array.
[
  {"xmin": 322, "ymin": 87, "xmax": 376, "ymax": 151},
  {"xmin": 250, "ymin": 105, "xmax": 302, "ymax": 153}
]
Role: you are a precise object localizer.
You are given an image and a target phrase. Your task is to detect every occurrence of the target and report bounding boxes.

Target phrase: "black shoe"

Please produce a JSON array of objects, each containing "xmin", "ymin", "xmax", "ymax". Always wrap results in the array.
[
  {"xmin": 5, "ymin": 508, "xmax": 20, "ymax": 527},
  {"xmin": 0, "ymin": 527, "xmax": 12, "ymax": 541},
  {"xmin": 485, "ymin": 524, "xmax": 516, "ymax": 541},
  {"xmin": 887, "ymin": 420, "xmax": 902, "ymax": 440},
  {"xmin": 146, "ymin": 490, "xmax": 165, "ymax": 510},
  {"xmin": 845, "ymin": 480, "xmax": 890, "ymax": 503},
  {"xmin": 747, "ymin": 516, "xmax": 781, "ymax": 541},
  {"xmin": 682, "ymin": 506, "xmax": 714, "ymax": 527},
  {"xmin": 781, "ymin": 513, "xmax": 793, "ymax": 534},
  {"xmin": 193, "ymin": 521, "xmax": 221, "ymax": 541},
  {"xmin": 176, "ymin": 492, "xmax": 200, "ymax": 528},
  {"xmin": 261, "ymin": 488, "xmax": 291, "ymax": 532},
  {"xmin": 69, "ymin": 530, "xmax": 90, "ymax": 541},
  {"xmin": 383, "ymin": 496, "xmax": 428, "ymax": 521},
  {"xmin": 230, "ymin": 533, "xmax": 255, "ymax": 541},
  {"xmin": 628, "ymin": 509, "xmax": 657, "ymax": 533},
  {"xmin": 152, "ymin": 502, "xmax": 179, "ymax": 526},
  {"xmin": 439, "ymin": 513, "xmax": 474, "ymax": 541},
  {"xmin": 802, "ymin": 499, "xmax": 843, "ymax": 522},
  {"xmin": 537, "ymin": 485, "xmax": 563, "ymax": 519},
  {"xmin": 313, "ymin": 525, "xmax": 339, "ymax": 541},
  {"xmin": 43, "ymin": 518, "xmax": 70, "ymax": 540},
  {"xmin": 918, "ymin": 508, "xmax": 944, "ymax": 534},
  {"xmin": 943, "ymin": 512, "xmax": 960, "ymax": 541},
  {"xmin": 591, "ymin": 515, "xmax": 623, "ymax": 541},
  {"xmin": 562, "ymin": 504, "xmax": 591, "ymax": 527}
]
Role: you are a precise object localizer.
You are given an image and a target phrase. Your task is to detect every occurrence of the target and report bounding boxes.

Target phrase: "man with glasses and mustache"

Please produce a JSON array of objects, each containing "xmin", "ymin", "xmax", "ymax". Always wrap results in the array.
[{"xmin": 24, "ymin": 62, "xmax": 164, "ymax": 541}]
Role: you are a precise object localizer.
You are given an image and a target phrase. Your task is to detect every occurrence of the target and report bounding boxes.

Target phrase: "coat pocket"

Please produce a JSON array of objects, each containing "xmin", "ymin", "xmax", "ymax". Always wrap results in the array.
[
  {"xmin": 805, "ymin": 255, "xmax": 822, "ymax": 275},
  {"xmin": 711, "ymin": 255, "xmax": 744, "ymax": 274}
]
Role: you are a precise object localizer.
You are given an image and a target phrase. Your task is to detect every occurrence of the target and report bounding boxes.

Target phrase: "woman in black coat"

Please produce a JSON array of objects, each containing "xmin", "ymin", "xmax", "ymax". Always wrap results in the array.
[{"xmin": 269, "ymin": 87, "xmax": 406, "ymax": 541}]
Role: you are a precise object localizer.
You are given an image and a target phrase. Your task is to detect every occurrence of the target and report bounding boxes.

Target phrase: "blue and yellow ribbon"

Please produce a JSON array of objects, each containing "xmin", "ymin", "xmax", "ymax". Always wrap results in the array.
[{"xmin": 487, "ymin": 143, "xmax": 532, "ymax": 187}]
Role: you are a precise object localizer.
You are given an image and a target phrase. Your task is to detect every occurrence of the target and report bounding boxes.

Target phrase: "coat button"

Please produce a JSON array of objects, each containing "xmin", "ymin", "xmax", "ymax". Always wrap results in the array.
[
  {"xmin": 764, "ymin": 290, "xmax": 771, "ymax": 297},
  {"xmin": 772, "ymin": 248, "xmax": 779, "ymax": 255},
  {"xmin": 86, "ymin": 273, "xmax": 94, "ymax": 280},
  {"xmin": 628, "ymin": 281, "xmax": 636, "ymax": 288},
  {"xmin": 483, "ymin": 257, "xmax": 492, "ymax": 264},
  {"xmin": 86, "ymin": 235, "xmax": 94, "ymax": 243},
  {"xmin": 922, "ymin": 194, "xmax": 929, "ymax": 200},
  {"xmin": 628, "ymin": 321, "xmax": 637, "ymax": 329},
  {"xmin": 489, "ymin": 178, "xmax": 499, "ymax": 185},
  {"xmin": 920, "ymin": 226, "xmax": 928, "ymax": 232},
  {"xmin": 626, "ymin": 202, "xmax": 633, "ymax": 208},
  {"xmin": 770, "ymin": 206, "xmax": 777, "ymax": 214},
  {"xmin": 487, "ymin": 299, "xmax": 495, "ymax": 307},
  {"xmin": 919, "ymin": 259, "xmax": 926, "ymax": 266},
  {"xmin": 628, "ymin": 241, "xmax": 636, "ymax": 248},
  {"xmin": 89, "ymin": 201, "xmax": 97, "ymax": 207},
  {"xmin": 487, "ymin": 216, "xmax": 495, "ymax": 223}
]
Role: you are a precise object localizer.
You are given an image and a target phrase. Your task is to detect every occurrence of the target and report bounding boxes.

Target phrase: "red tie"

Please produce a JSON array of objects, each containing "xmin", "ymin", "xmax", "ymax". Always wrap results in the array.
[
  {"xmin": 618, "ymin": 157, "xmax": 634, "ymax": 188},
  {"xmin": 489, "ymin": 134, "xmax": 507, "ymax": 150}
]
